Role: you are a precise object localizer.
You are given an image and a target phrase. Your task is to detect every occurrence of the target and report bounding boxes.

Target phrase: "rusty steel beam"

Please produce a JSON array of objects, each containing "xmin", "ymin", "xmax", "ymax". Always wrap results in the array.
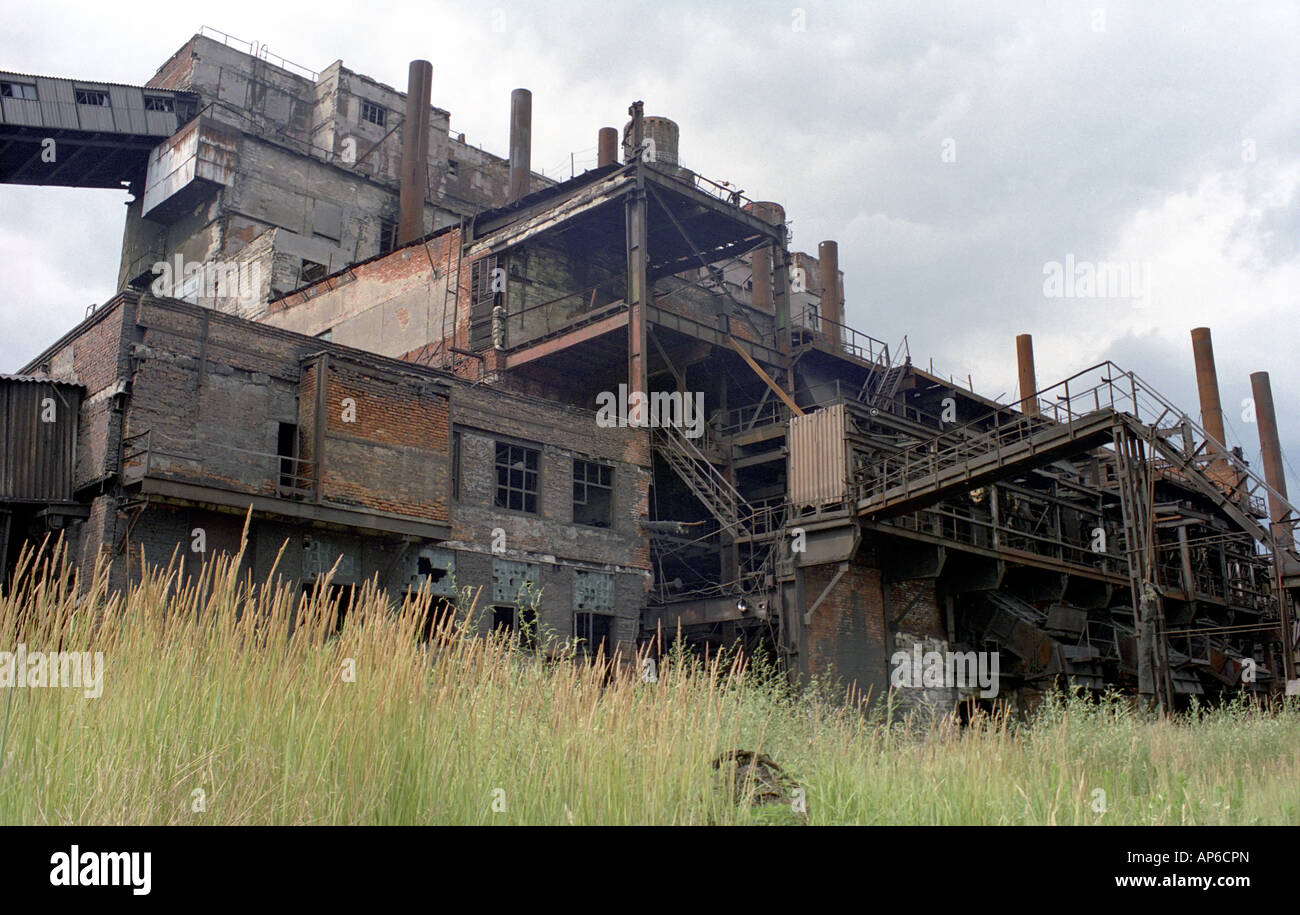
[
  {"xmin": 398, "ymin": 60, "xmax": 433, "ymax": 246},
  {"xmin": 1190, "ymin": 327, "xmax": 1227, "ymax": 447},
  {"xmin": 504, "ymin": 312, "xmax": 629, "ymax": 368},
  {"xmin": 1016, "ymin": 333, "xmax": 1039, "ymax": 417},
  {"xmin": 727, "ymin": 336, "xmax": 803, "ymax": 417},
  {"xmin": 509, "ymin": 88, "xmax": 532, "ymax": 202}
]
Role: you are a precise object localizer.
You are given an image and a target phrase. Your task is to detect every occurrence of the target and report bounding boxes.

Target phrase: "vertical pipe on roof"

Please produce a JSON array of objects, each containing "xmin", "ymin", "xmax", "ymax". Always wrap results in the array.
[
  {"xmin": 1190, "ymin": 327, "xmax": 1227, "ymax": 448},
  {"xmin": 598, "ymin": 127, "xmax": 618, "ymax": 167},
  {"xmin": 509, "ymin": 88, "xmax": 532, "ymax": 201},
  {"xmin": 1016, "ymin": 333, "xmax": 1039, "ymax": 417},
  {"xmin": 817, "ymin": 240, "xmax": 841, "ymax": 342},
  {"xmin": 1250, "ymin": 372, "xmax": 1291, "ymax": 539},
  {"xmin": 397, "ymin": 60, "xmax": 433, "ymax": 246}
]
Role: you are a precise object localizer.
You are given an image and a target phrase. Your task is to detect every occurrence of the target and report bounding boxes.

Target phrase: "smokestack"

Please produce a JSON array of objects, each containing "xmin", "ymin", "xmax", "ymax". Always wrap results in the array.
[
  {"xmin": 509, "ymin": 88, "xmax": 532, "ymax": 201},
  {"xmin": 1250, "ymin": 371, "xmax": 1291, "ymax": 542},
  {"xmin": 1016, "ymin": 334, "xmax": 1039, "ymax": 417},
  {"xmin": 598, "ymin": 127, "xmax": 618, "ymax": 167},
  {"xmin": 817, "ymin": 240, "xmax": 842, "ymax": 335},
  {"xmin": 398, "ymin": 60, "xmax": 433, "ymax": 246},
  {"xmin": 743, "ymin": 202, "xmax": 784, "ymax": 314},
  {"xmin": 1191, "ymin": 327, "xmax": 1227, "ymax": 447}
]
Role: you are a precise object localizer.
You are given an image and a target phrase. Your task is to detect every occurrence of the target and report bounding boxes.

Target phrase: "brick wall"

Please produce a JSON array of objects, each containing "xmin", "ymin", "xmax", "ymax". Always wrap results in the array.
[
  {"xmin": 309, "ymin": 357, "xmax": 449, "ymax": 522},
  {"xmin": 801, "ymin": 562, "xmax": 889, "ymax": 703}
]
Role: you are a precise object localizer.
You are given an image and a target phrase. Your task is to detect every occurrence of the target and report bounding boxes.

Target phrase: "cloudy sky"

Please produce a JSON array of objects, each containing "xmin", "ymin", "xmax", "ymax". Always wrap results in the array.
[{"xmin": 2, "ymin": 0, "xmax": 1297, "ymax": 489}]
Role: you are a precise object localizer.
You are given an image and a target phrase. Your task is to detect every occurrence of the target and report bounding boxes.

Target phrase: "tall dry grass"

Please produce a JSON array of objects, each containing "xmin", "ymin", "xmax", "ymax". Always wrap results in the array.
[{"xmin": 1, "ymin": 532, "xmax": 1296, "ymax": 825}]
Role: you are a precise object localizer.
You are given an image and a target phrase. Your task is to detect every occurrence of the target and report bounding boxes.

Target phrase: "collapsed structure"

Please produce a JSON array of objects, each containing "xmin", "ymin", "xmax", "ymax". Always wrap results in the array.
[{"xmin": 2, "ymin": 29, "xmax": 1297, "ymax": 709}]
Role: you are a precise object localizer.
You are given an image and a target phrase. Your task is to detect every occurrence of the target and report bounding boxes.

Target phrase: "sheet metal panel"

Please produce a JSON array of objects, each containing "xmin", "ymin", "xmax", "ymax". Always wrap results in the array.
[
  {"xmin": 0, "ymin": 377, "xmax": 81, "ymax": 502},
  {"xmin": 789, "ymin": 402, "xmax": 847, "ymax": 507}
]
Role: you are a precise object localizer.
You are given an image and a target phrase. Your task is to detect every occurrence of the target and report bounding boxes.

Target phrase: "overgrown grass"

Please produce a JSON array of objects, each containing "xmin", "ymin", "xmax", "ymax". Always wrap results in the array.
[{"xmin": 1, "ymin": 535, "xmax": 1296, "ymax": 825}]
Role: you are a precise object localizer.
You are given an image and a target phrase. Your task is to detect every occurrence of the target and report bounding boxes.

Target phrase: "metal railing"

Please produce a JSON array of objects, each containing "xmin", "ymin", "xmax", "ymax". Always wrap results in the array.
[
  {"xmin": 198, "ymin": 26, "xmax": 320, "ymax": 82},
  {"xmin": 121, "ymin": 429, "xmax": 315, "ymax": 500}
]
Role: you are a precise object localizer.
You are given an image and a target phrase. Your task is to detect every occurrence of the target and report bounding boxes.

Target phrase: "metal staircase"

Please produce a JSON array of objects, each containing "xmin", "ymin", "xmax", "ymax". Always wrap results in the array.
[{"xmin": 654, "ymin": 424, "xmax": 753, "ymax": 539}]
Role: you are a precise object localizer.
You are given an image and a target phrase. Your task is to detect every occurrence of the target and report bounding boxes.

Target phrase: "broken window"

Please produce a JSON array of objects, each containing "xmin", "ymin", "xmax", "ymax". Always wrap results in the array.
[
  {"xmin": 359, "ymin": 99, "xmax": 386, "ymax": 127},
  {"xmin": 74, "ymin": 89, "xmax": 109, "ymax": 106},
  {"xmin": 143, "ymin": 95, "xmax": 174, "ymax": 112},
  {"xmin": 495, "ymin": 442, "xmax": 539, "ymax": 514},
  {"xmin": 378, "ymin": 217, "xmax": 398, "ymax": 255},
  {"xmin": 447, "ymin": 159, "xmax": 459, "ymax": 177},
  {"xmin": 468, "ymin": 256, "xmax": 500, "ymax": 351},
  {"xmin": 573, "ymin": 459, "xmax": 613, "ymax": 527},
  {"xmin": 413, "ymin": 548, "xmax": 455, "ymax": 597},
  {"xmin": 492, "ymin": 604, "xmax": 538, "ymax": 646},
  {"xmin": 298, "ymin": 259, "xmax": 328, "ymax": 286},
  {"xmin": 0, "ymin": 82, "xmax": 37, "ymax": 100},
  {"xmin": 573, "ymin": 611, "xmax": 613, "ymax": 657}
]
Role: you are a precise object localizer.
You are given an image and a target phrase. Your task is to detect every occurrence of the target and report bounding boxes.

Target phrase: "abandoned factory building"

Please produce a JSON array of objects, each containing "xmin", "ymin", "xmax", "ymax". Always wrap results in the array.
[{"xmin": 2, "ymin": 28, "xmax": 1298, "ymax": 708}]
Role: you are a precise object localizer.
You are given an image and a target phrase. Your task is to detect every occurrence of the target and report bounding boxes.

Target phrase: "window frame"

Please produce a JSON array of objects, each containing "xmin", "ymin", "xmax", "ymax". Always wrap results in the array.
[
  {"xmin": 359, "ymin": 99, "xmax": 387, "ymax": 127},
  {"xmin": 494, "ymin": 441, "xmax": 540, "ymax": 515}
]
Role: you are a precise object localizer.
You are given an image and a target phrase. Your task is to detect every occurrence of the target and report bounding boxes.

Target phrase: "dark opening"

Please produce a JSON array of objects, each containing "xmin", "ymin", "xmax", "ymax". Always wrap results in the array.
[
  {"xmin": 277, "ymin": 422, "xmax": 298, "ymax": 491},
  {"xmin": 574, "ymin": 612, "xmax": 613, "ymax": 658},
  {"xmin": 573, "ymin": 459, "xmax": 613, "ymax": 527}
]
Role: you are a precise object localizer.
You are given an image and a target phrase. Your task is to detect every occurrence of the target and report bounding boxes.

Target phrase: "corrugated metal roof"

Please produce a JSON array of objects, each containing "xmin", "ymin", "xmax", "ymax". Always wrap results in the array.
[
  {"xmin": 0, "ymin": 373, "xmax": 82, "ymax": 387},
  {"xmin": 0, "ymin": 70, "xmax": 197, "ymax": 95}
]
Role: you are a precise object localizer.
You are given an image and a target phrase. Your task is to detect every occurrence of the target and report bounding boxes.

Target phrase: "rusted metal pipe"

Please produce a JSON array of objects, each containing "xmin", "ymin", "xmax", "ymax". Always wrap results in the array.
[
  {"xmin": 743, "ymin": 202, "xmax": 784, "ymax": 315},
  {"xmin": 1190, "ymin": 327, "xmax": 1226, "ymax": 447},
  {"xmin": 1016, "ymin": 333, "xmax": 1039, "ymax": 417},
  {"xmin": 397, "ymin": 60, "xmax": 433, "ymax": 246},
  {"xmin": 598, "ymin": 127, "xmax": 618, "ymax": 167},
  {"xmin": 1250, "ymin": 371, "xmax": 1290, "ymax": 538},
  {"xmin": 509, "ymin": 88, "xmax": 532, "ymax": 201},
  {"xmin": 817, "ymin": 240, "xmax": 841, "ymax": 337}
]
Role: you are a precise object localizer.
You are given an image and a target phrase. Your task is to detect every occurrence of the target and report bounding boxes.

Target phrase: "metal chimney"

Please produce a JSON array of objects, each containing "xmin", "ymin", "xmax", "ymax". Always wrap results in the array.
[
  {"xmin": 598, "ymin": 127, "xmax": 618, "ymax": 167},
  {"xmin": 1250, "ymin": 372, "xmax": 1291, "ymax": 538},
  {"xmin": 509, "ymin": 88, "xmax": 532, "ymax": 201},
  {"xmin": 1016, "ymin": 334, "xmax": 1039, "ymax": 417},
  {"xmin": 743, "ymin": 202, "xmax": 784, "ymax": 315},
  {"xmin": 817, "ymin": 240, "xmax": 842, "ymax": 335},
  {"xmin": 1190, "ymin": 327, "xmax": 1227, "ymax": 447},
  {"xmin": 397, "ymin": 60, "xmax": 433, "ymax": 246}
]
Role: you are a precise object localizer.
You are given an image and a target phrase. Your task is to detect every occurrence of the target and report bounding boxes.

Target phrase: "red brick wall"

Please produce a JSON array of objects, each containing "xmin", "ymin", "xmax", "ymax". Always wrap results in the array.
[
  {"xmin": 313, "ymin": 359, "xmax": 450, "ymax": 522},
  {"xmin": 802, "ymin": 562, "xmax": 890, "ymax": 702}
]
